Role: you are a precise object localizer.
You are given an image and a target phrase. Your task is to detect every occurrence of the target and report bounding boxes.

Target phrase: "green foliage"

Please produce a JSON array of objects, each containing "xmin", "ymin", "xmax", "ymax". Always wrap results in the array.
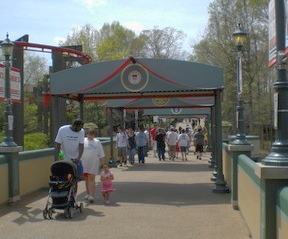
[
  {"xmin": 59, "ymin": 24, "xmax": 99, "ymax": 62},
  {"xmin": 0, "ymin": 131, "xmax": 4, "ymax": 142},
  {"xmin": 24, "ymin": 133, "xmax": 49, "ymax": 150},
  {"xmin": 191, "ymin": 0, "xmax": 271, "ymax": 137},
  {"xmin": 23, "ymin": 103, "xmax": 38, "ymax": 133},
  {"xmin": 96, "ymin": 21, "xmax": 136, "ymax": 61},
  {"xmin": 97, "ymin": 36, "xmax": 129, "ymax": 61}
]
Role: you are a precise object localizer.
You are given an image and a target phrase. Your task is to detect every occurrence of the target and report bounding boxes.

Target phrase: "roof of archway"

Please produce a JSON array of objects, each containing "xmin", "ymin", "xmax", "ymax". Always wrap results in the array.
[
  {"xmin": 50, "ymin": 58, "xmax": 224, "ymax": 101},
  {"xmin": 106, "ymin": 97, "xmax": 214, "ymax": 109}
]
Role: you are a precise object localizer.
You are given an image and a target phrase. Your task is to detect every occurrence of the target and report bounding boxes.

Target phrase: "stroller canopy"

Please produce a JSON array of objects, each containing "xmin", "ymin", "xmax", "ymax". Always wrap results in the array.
[{"xmin": 50, "ymin": 160, "xmax": 78, "ymax": 178}]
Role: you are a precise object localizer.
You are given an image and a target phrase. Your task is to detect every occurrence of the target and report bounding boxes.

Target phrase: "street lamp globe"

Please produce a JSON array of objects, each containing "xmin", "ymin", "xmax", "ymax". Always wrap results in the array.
[
  {"xmin": 232, "ymin": 23, "xmax": 248, "ymax": 50},
  {"xmin": 1, "ymin": 33, "xmax": 14, "ymax": 56}
]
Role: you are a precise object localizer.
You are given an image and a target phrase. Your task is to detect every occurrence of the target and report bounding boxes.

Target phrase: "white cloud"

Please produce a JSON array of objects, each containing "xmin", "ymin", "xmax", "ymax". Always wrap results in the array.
[{"xmin": 77, "ymin": 0, "xmax": 107, "ymax": 8}]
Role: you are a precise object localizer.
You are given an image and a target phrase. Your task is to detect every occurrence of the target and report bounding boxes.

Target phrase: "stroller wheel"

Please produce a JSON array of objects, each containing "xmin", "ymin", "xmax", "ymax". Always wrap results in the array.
[
  {"xmin": 43, "ymin": 208, "xmax": 48, "ymax": 219},
  {"xmin": 48, "ymin": 208, "xmax": 53, "ymax": 219},
  {"xmin": 65, "ymin": 206, "xmax": 73, "ymax": 219},
  {"xmin": 79, "ymin": 203, "xmax": 83, "ymax": 213}
]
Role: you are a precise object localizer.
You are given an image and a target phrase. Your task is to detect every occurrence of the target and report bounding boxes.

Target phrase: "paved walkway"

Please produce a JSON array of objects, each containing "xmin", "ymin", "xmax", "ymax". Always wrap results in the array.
[{"xmin": 0, "ymin": 151, "xmax": 251, "ymax": 239}]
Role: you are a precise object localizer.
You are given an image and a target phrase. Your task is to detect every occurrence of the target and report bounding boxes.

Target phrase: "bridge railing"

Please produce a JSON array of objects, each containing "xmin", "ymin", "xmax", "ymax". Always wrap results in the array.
[
  {"xmin": 223, "ymin": 142, "xmax": 288, "ymax": 239},
  {"xmin": 0, "ymin": 139, "xmax": 115, "ymax": 205}
]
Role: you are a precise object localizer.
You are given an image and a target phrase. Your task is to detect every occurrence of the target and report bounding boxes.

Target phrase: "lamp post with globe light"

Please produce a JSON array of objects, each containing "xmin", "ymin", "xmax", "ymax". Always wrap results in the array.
[
  {"xmin": 231, "ymin": 23, "xmax": 250, "ymax": 146},
  {"xmin": 0, "ymin": 33, "xmax": 17, "ymax": 147}
]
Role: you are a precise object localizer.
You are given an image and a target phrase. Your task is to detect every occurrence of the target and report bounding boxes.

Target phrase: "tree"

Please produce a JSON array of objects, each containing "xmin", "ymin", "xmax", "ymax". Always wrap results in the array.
[
  {"xmin": 96, "ymin": 21, "xmax": 139, "ymax": 61},
  {"xmin": 190, "ymin": 0, "xmax": 272, "ymax": 141},
  {"xmin": 59, "ymin": 24, "xmax": 99, "ymax": 62},
  {"xmin": 24, "ymin": 52, "xmax": 48, "ymax": 85},
  {"xmin": 140, "ymin": 26, "xmax": 188, "ymax": 59},
  {"xmin": 23, "ymin": 52, "xmax": 49, "ymax": 135}
]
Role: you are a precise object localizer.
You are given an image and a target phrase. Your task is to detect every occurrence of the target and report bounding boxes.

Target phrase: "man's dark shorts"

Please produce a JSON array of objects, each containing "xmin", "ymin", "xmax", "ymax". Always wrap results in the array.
[{"xmin": 195, "ymin": 144, "xmax": 204, "ymax": 153}]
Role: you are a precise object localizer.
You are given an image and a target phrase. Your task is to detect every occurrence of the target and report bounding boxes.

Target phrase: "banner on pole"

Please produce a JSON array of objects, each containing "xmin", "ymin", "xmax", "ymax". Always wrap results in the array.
[
  {"xmin": 268, "ymin": 0, "xmax": 288, "ymax": 67},
  {"xmin": 0, "ymin": 64, "xmax": 21, "ymax": 102}
]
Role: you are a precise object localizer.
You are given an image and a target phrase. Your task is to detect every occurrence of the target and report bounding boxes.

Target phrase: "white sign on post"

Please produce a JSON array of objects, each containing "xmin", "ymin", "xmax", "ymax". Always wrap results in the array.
[{"xmin": 0, "ymin": 64, "xmax": 21, "ymax": 102}]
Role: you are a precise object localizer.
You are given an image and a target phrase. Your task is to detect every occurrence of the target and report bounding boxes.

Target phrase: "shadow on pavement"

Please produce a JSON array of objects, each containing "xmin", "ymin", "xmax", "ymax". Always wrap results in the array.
[
  {"xmin": 124, "ymin": 161, "xmax": 213, "ymax": 173},
  {"xmin": 111, "ymin": 181, "xmax": 229, "ymax": 207}
]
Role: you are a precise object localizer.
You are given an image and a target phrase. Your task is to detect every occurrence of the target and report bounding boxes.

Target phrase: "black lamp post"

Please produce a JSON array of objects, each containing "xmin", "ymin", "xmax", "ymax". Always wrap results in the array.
[
  {"xmin": 0, "ymin": 33, "xmax": 17, "ymax": 147},
  {"xmin": 231, "ymin": 23, "xmax": 250, "ymax": 145},
  {"xmin": 262, "ymin": 0, "xmax": 288, "ymax": 166}
]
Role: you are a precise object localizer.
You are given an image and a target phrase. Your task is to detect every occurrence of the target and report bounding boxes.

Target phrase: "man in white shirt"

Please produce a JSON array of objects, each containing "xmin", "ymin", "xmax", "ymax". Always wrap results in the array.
[
  {"xmin": 55, "ymin": 119, "xmax": 85, "ymax": 162},
  {"xmin": 55, "ymin": 119, "xmax": 85, "ymax": 196},
  {"xmin": 115, "ymin": 126, "xmax": 128, "ymax": 166},
  {"xmin": 167, "ymin": 127, "xmax": 178, "ymax": 161}
]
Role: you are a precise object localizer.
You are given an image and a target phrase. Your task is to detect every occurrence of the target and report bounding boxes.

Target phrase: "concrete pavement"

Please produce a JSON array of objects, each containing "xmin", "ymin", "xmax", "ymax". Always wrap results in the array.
[{"xmin": 0, "ymin": 151, "xmax": 251, "ymax": 239}]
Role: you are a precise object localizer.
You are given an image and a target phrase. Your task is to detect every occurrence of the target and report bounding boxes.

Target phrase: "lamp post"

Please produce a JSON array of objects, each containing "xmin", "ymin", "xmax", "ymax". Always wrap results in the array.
[
  {"xmin": 0, "ymin": 33, "xmax": 17, "ymax": 147},
  {"xmin": 231, "ymin": 23, "xmax": 250, "ymax": 145},
  {"xmin": 262, "ymin": 0, "xmax": 288, "ymax": 166}
]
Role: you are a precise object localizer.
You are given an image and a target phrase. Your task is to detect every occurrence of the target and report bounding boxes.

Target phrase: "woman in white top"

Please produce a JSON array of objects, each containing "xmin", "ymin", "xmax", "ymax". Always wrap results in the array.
[{"xmin": 81, "ymin": 128, "xmax": 105, "ymax": 203}]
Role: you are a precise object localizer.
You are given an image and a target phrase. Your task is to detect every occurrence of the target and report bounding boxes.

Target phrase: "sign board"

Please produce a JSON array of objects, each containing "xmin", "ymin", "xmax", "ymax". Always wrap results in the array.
[
  {"xmin": 0, "ymin": 64, "xmax": 21, "ymax": 102},
  {"xmin": 268, "ymin": 0, "xmax": 288, "ymax": 67}
]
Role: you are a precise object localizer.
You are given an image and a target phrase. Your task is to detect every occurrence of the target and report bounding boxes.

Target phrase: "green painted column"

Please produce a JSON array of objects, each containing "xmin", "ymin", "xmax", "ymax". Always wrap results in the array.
[
  {"xmin": 227, "ymin": 144, "xmax": 252, "ymax": 209},
  {"xmin": 255, "ymin": 164, "xmax": 288, "ymax": 239},
  {"xmin": 213, "ymin": 90, "xmax": 229, "ymax": 193},
  {"xmin": 0, "ymin": 146, "xmax": 23, "ymax": 202}
]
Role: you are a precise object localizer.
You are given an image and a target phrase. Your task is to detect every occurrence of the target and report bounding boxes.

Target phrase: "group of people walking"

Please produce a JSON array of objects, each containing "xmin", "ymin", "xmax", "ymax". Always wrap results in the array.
[
  {"xmin": 54, "ymin": 119, "xmax": 206, "ymax": 206},
  {"xmin": 150, "ymin": 124, "xmax": 206, "ymax": 161},
  {"xmin": 55, "ymin": 119, "xmax": 115, "ymax": 205},
  {"xmin": 115, "ymin": 125, "xmax": 149, "ymax": 166}
]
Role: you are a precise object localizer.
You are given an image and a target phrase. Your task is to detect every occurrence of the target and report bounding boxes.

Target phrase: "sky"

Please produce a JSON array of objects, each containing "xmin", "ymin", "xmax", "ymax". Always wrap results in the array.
[{"xmin": 1, "ymin": 0, "xmax": 213, "ymax": 57}]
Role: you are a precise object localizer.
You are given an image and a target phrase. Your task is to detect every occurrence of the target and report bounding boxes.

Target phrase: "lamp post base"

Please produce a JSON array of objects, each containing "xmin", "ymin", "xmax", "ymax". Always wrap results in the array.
[
  {"xmin": 0, "ymin": 139, "xmax": 17, "ymax": 147},
  {"xmin": 262, "ymin": 146, "xmax": 288, "ymax": 166},
  {"xmin": 230, "ymin": 134, "xmax": 250, "ymax": 145},
  {"xmin": 213, "ymin": 177, "xmax": 229, "ymax": 193}
]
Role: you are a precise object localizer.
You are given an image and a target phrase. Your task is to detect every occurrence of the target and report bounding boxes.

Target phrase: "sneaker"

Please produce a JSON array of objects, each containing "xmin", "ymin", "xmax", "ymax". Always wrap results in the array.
[
  {"xmin": 84, "ymin": 194, "xmax": 90, "ymax": 200},
  {"xmin": 88, "ymin": 196, "xmax": 94, "ymax": 203},
  {"xmin": 196, "ymin": 155, "xmax": 199, "ymax": 159},
  {"xmin": 199, "ymin": 157, "xmax": 201, "ymax": 160}
]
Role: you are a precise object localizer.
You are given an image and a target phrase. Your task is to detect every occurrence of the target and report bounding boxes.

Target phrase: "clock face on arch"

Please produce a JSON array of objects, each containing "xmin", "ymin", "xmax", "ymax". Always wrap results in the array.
[
  {"xmin": 121, "ymin": 64, "xmax": 149, "ymax": 92},
  {"xmin": 171, "ymin": 108, "xmax": 182, "ymax": 114},
  {"xmin": 128, "ymin": 71, "xmax": 141, "ymax": 85},
  {"xmin": 152, "ymin": 98, "xmax": 169, "ymax": 106}
]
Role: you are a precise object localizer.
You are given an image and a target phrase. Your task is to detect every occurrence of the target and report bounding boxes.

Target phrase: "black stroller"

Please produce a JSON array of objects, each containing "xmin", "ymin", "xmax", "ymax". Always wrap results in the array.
[{"xmin": 43, "ymin": 160, "xmax": 83, "ymax": 219}]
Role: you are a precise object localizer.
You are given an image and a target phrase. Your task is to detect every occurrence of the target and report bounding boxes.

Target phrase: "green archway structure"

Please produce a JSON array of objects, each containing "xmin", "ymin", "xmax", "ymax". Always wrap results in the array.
[{"xmin": 50, "ymin": 57, "xmax": 227, "ymax": 193}]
